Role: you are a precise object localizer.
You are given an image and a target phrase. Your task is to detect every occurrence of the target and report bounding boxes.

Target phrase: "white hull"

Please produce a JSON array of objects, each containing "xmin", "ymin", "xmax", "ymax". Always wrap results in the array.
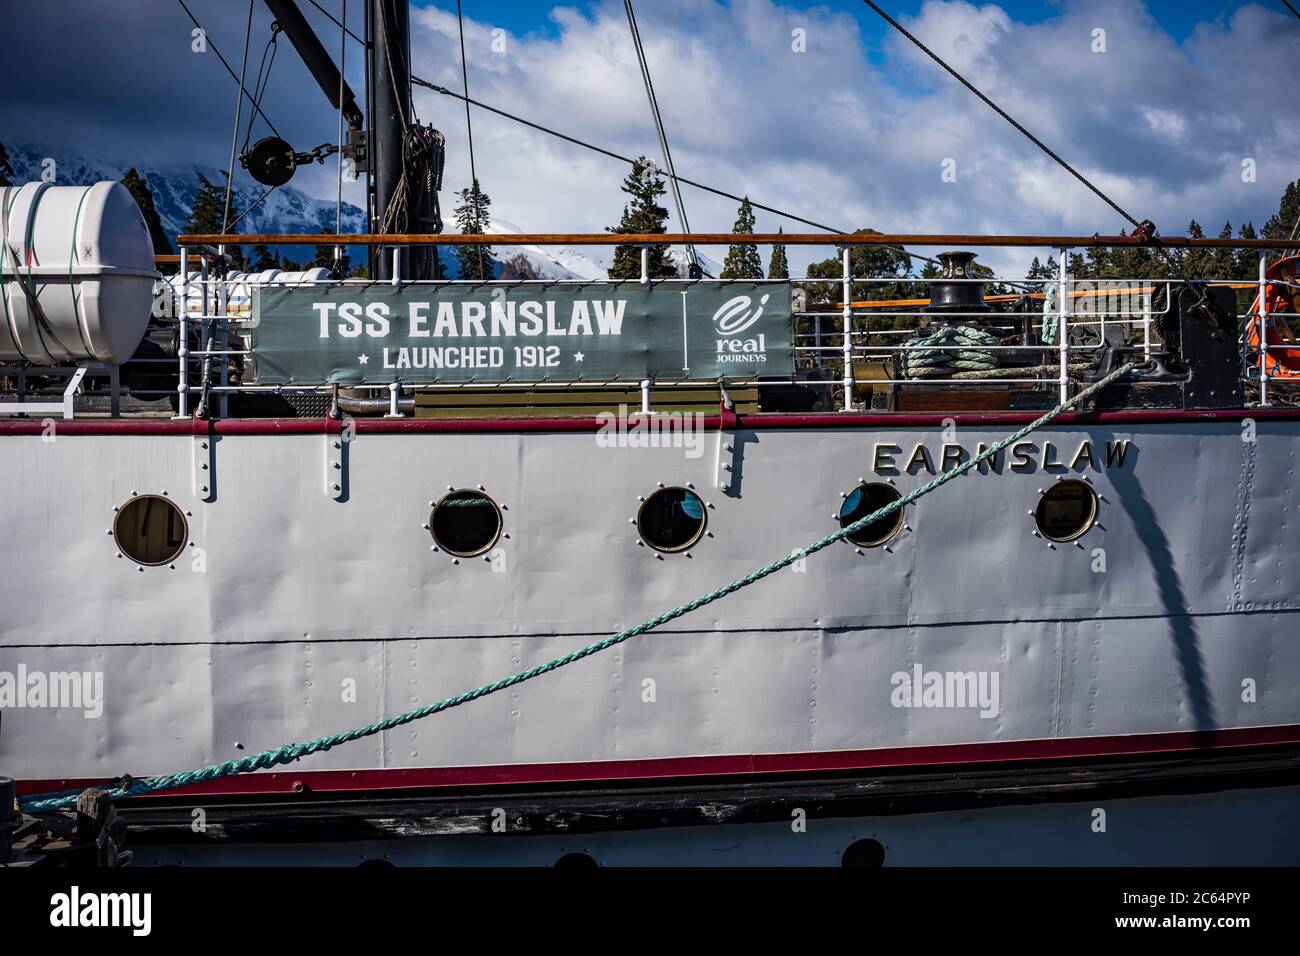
[{"xmin": 2, "ymin": 414, "xmax": 1298, "ymax": 795}]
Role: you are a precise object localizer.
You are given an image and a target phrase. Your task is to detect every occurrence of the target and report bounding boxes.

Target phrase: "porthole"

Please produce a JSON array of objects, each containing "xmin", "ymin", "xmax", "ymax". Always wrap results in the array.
[
  {"xmin": 430, "ymin": 490, "xmax": 502, "ymax": 557},
  {"xmin": 838, "ymin": 482, "xmax": 904, "ymax": 548},
  {"xmin": 114, "ymin": 494, "xmax": 188, "ymax": 566},
  {"xmin": 636, "ymin": 487, "xmax": 707, "ymax": 553},
  {"xmin": 1034, "ymin": 479, "xmax": 1098, "ymax": 542},
  {"xmin": 841, "ymin": 838, "xmax": 886, "ymax": 868}
]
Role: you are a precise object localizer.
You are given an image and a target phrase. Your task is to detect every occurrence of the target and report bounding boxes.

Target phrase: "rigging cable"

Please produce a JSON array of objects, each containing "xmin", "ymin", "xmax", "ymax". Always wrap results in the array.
[
  {"xmin": 221, "ymin": 0, "xmax": 256, "ymax": 235},
  {"xmin": 457, "ymin": 0, "xmax": 487, "ymax": 279},
  {"xmin": 409, "ymin": 77, "xmax": 949, "ymax": 271},
  {"xmin": 174, "ymin": 0, "xmax": 282, "ymax": 139},
  {"xmin": 334, "ymin": 0, "xmax": 348, "ymax": 268},
  {"xmin": 240, "ymin": 26, "xmax": 281, "ymax": 158},
  {"xmin": 622, "ymin": 0, "xmax": 702, "ymax": 276},
  {"xmin": 1282, "ymin": 0, "xmax": 1300, "ymax": 19},
  {"xmin": 306, "ymin": 0, "xmax": 366, "ymax": 44},
  {"xmin": 860, "ymin": 0, "xmax": 1151, "ymax": 237}
]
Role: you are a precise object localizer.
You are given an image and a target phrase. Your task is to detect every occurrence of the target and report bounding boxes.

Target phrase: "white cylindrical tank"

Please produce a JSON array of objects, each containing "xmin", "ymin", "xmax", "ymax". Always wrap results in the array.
[{"xmin": 0, "ymin": 181, "xmax": 158, "ymax": 363}]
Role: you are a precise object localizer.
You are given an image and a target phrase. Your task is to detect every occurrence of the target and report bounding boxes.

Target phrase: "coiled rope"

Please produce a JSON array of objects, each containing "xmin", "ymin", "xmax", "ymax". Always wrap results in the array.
[
  {"xmin": 19, "ymin": 361, "xmax": 1135, "ymax": 814},
  {"xmin": 901, "ymin": 324, "xmax": 1001, "ymax": 378}
]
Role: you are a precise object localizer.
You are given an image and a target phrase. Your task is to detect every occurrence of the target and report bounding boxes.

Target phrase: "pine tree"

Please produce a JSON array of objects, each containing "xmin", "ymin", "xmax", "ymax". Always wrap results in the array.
[
  {"xmin": 607, "ymin": 157, "xmax": 676, "ymax": 280},
  {"xmin": 1262, "ymin": 179, "xmax": 1300, "ymax": 242},
  {"xmin": 0, "ymin": 142, "xmax": 14, "ymax": 188},
  {"xmin": 314, "ymin": 228, "xmax": 348, "ymax": 273},
  {"xmin": 251, "ymin": 244, "xmax": 277, "ymax": 271},
  {"xmin": 454, "ymin": 180, "xmax": 494, "ymax": 280},
  {"xmin": 767, "ymin": 228, "xmax": 789, "ymax": 280},
  {"xmin": 1234, "ymin": 222, "xmax": 1259, "ymax": 281},
  {"xmin": 120, "ymin": 168, "xmax": 172, "ymax": 256},
  {"xmin": 1180, "ymin": 219, "xmax": 1215, "ymax": 281},
  {"xmin": 184, "ymin": 171, "xmax": 245, "ymax": 270},
  {"xmin": 804, "ymin": 230, "xmax": 912, "ymax": 304},
  {"xmin": 720, "ymin": 198, "xmax": 763, "ymax": 279}
]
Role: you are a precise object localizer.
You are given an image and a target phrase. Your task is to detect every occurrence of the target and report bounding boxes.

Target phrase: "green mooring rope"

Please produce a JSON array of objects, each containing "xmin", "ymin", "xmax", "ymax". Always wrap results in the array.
[
  {"xmin": 18, "ymin": 362, "xmax": 1134, "ymax": 814},
  {"xmin": 901, "ymin": 324, "xmax": 1001, "ymax": 378}
]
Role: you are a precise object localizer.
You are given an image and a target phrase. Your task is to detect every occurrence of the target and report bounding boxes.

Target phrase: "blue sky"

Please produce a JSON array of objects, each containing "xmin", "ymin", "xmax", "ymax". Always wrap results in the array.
[{"xmin": 419, "ymin": 0, "xmax": 1255, "ymax": 47}]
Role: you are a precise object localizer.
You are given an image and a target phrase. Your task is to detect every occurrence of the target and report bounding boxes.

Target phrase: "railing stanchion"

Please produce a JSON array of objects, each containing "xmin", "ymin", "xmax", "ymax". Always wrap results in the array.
[
  {"xmin": 1142, "ymin": 290, "xmax": 1151, "ymax": 363},
  {"xmin": 175, "ymin": 246, "xmax": 189, "ymax": 419},
  {"xmin": 1058, "ymin": 248, "xmax": 1070, "ymax": 404},
  {"xmin": 640, "ymin": 247, "xmax": 649, "ymax": 284},
  {"xmin": 1259, "ymin": 250, "xmax": 1270, "ymax": 407},
  {"xmin": 391, "ymin": 247, "xmax": 402, "ymax": 286},
  {"xmin": 842, "ymin": 248, "xmax": 853, "ymax": 412}
]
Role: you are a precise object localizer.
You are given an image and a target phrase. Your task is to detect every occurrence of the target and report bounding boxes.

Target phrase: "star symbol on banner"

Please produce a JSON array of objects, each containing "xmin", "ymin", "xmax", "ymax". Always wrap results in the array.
[
  {"xmin": 573, "ymin": 351, "xmax": 585, "ymax": 362},
  {"xmin": 357, "ymin": 354, "xmax": 370, "ymax": 365}
]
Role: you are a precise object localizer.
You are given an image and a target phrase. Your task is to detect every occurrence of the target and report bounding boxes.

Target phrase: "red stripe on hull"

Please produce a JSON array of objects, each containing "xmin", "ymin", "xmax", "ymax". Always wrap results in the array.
[
  {"xmin": 2, "ymin": 406, "xmax": 1300, "ymax": 437},
  {"xmin": 17, "ymin": 724, "xmax": 1300, "ymax": 803}
]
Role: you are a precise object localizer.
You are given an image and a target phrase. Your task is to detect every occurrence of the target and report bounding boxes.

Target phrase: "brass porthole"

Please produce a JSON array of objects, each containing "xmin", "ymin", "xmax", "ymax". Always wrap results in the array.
[
  {"xmin": 1034, "ymin": 479, "xmax": 1098, "ymax": 542},
  {"xmin": 430, "ymin": 489, "xmax": 503, "ymax": 557},
  {"xmin": 636, "ymin": 487, "xmax": 707, "ymax": 553},
  {"xmin": 113, "ymin": 494, "xmax": 188, "ymax": 566},
  {"xmin": 838, "ymin": 482, "xmax": 904, "ymax": 548}
]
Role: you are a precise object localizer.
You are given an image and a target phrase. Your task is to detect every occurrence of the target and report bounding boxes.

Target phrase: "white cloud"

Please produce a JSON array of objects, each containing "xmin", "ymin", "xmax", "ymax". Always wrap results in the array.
[{"xmin": 3, "ymin": 0, "xmax": 1297, "ymax": 277}]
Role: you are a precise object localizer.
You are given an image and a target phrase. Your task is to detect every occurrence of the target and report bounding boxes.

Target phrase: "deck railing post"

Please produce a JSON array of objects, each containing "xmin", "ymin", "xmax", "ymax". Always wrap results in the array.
[
  {"xmin": 1142, "ymin": 291, "xmax": 1151, "ymax": 363},
  {"xmin": 842, "ymin": 248, "xmax": 853, "ymax": 412},
  {"xmin": 1058, "ymin": 249, "xmax": 1070, "ymax": 404},
  {"xmin": 175, "ymin": 247, "xmax": 189, "ymax": 419},
  {"xmin": 1259, "ymin": 250, "xmax": 1270, "ymax": 407},
  {"xmin": 640, "ymin": 247, "xmax": 649, "ymax": 284}
]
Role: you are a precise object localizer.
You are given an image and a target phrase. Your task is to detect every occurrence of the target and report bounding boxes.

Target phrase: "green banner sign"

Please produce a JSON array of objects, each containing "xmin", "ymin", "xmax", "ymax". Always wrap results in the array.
[{"xmin": 250, "ymin": 280, "xmax": 792, "ymax": 384}]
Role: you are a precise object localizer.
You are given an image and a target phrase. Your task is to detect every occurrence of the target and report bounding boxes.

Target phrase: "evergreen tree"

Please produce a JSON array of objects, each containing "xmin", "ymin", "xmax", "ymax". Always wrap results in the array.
[
  {"xmin": 804, "ymin": 230, "xmax": 912, "ymax": 304},
  {"xmin": 1180, "ymin": 219, "xmax": 1216, "ymax": 281},
  {"xmin": 1233, "ymin": 222, "xmax": 1259, "ymax": 281},
  {"xmin": 120, "ymin": 167, "xmax": 172, "ymax": 256},
  {"xmin": 454, "ymin": 180, "xmax": 495, "ymax": 280},
  {"xmin": 1262, "ymin": 179, "xmax": 1300, "ymax": 242},
  {"xmin": 251, "ymin": 244, "xmax": 277, "ymax": 271},
  {"xmin": 607, "ymin": 157, "xmax": 676, "ymax": 279},
  {"xmin": 0, "ymin": 142, "xmax": 14, "ymax": 188},
  {"xmin": 767, "ymin": 228, "xmax": 789, "ymax": 280},
  {"xmin": 184, "ymin": 171, "xmax": 245, "ymax": 270},
  {"xmin": 313, "ymin": 229, "xmax": 348, "ymax": 274},
  {"xmin": 719, "ymin": 197, "xmax": 763, "ymax": 279}
]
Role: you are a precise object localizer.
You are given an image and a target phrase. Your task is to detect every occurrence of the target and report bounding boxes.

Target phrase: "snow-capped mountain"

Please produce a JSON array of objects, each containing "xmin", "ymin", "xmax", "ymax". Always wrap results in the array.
[
  {"xmin": 4, "ymin": 145, "xmax": 724, "ymax": 279},
  {"xmin": 4, "ymin": 144, "xmax": 366, "ymax": 249}
]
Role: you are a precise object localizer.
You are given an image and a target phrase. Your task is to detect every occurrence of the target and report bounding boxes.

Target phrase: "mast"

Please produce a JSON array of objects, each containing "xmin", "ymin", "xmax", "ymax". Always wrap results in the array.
[{"xmin": 370, "ymin": 0, "xmax": 411, "ymax": 280}]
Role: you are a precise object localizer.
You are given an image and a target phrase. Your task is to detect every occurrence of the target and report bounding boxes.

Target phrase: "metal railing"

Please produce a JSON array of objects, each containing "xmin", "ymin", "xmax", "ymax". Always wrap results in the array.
[{"xmin": 148, "ymin": 234, "xmax": 1300, "ymax": 419}]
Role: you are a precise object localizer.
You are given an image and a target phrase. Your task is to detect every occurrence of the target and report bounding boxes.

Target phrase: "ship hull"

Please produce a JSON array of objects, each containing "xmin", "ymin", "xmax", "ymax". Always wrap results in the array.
[{"xmin": 2, "ymin": 410, "xmax": 1299, "ymax": 806}]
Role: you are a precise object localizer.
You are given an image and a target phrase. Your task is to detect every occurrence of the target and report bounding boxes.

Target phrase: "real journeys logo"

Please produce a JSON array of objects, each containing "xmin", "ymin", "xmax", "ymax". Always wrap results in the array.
[{"xmin": 712, "ymin": 293, "xmax": 771, "ymax": 366}]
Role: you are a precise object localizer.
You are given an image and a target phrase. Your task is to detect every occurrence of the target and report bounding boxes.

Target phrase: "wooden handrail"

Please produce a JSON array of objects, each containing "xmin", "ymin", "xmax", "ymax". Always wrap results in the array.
[{"xmin": 175, "ymin": 232, "xmax": 1300, "ymax": 249}]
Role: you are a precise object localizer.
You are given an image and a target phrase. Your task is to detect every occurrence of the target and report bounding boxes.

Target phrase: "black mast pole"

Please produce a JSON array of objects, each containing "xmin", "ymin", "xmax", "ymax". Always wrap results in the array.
[{"xmin": 371, "ymin": 0, "xmax": 410, "ymax": 280}]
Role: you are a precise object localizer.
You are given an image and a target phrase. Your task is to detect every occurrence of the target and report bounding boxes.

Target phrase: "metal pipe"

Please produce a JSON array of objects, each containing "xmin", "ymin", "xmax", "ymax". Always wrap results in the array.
[
  {"xmin": 1259, "ymin": 251, "xmax": 1270, "ymax": 407},
  {"xmin": 175, "ymin": 249, "xmax": 190, "ymax": 418},
  {"xmin": 1058, "ymin": 249, "xmax": 1069, "ymax": 404},
  {"xmin": 842, "ymin": 248, "xmax": 853, "ymax": 412},
  {"xmin": 371, "ymin": 0, "xmax": 410, "ymax": 281}
]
